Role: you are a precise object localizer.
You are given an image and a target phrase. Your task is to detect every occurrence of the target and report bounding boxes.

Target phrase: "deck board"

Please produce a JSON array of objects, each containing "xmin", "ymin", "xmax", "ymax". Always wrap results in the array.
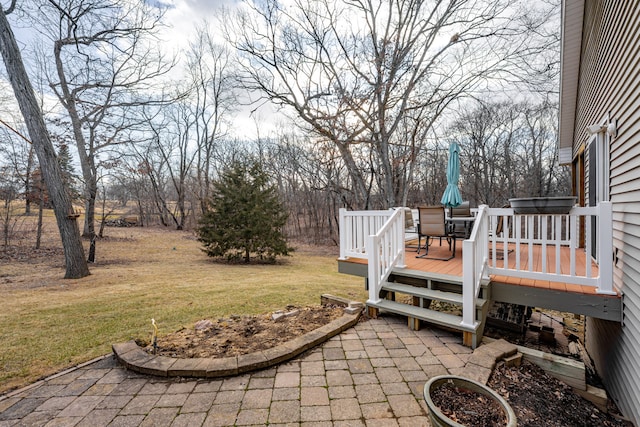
[{"xmin": 343, "ymin": 239, "xmax": 620, "ymax": 297}]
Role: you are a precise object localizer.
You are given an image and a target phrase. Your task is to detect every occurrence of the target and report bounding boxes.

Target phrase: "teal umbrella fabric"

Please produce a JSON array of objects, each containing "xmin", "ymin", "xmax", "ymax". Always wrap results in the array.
[{"xmin": 440, "ymin": 142, "xmax": 463, "ymax": 208}]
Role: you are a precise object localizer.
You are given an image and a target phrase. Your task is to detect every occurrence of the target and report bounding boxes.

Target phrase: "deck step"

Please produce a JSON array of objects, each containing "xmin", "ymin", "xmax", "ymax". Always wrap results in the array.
[
  {"xmin": 369, "ymin": 299, "xmax": 477, "ymax": 332},
  {"xmin": 381, "ymin": 282, "xmax": 487, "ymax": 309},
  {"xmin": 390, "ymin": 268, "xmax": 462, "ymax": 285},
  {"xmin": 390, "ymin": 268, "xmax": 490, "ymax": 288}
]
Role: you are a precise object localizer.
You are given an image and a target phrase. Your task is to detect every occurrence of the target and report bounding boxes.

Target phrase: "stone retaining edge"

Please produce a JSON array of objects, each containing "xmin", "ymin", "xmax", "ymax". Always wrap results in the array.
[{"xmin": 112, "ymin": 309, "xmax": 362, "ymax": 378}]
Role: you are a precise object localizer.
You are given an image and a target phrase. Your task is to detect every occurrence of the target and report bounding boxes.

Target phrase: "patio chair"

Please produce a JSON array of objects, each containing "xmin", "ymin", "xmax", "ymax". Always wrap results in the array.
[
  {"xmin": 416, "ymin": 206, "xmax": 456, "ymax": 261},
  {"xmin": 449, "ymin": 201, "xmax": 472, "ymax": 239},
  {"xmin": 450, "ymin": 201, "xmax": 471, "ymax": 218},
  {"xmin": 404, "ymin": 208, "xmax": 421, "ymax": 251},
  {"xmin": 394, "ymin": 207, "xmax": 419, "ymax": 251},
  {"xmin": 403, "ymin": 207, "xmax": 416, "ymax": 231}
]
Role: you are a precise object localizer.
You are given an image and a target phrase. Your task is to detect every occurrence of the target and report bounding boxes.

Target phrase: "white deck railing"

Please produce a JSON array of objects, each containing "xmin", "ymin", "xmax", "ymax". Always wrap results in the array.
[
  {"xmin": 339, "ymin": 202, "xmax": 615, "ymax": 329},
  {"xmin": 338, "ymin": 208, "xmax": 406, "ymax": 305},
  {"xmin": 365, "ymin": 209, "xmax": 407, "ymax": 305},
  {"xmin": 482, "ymin": 202, "xmax": 614, "ymax": 293},
  {"xmin": 460, "ymin": 201, "xmax": 615, "ymax": 328},
  {"xmin": 339, "ymin": 208, "xmax": 396, "ymax": 260}
]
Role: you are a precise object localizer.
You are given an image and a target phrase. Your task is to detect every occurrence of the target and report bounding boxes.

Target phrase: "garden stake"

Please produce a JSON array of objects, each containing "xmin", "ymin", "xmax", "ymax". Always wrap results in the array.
[{"xmin": 151, "ymin": 319, "xmax": 158, "ymax": 354}]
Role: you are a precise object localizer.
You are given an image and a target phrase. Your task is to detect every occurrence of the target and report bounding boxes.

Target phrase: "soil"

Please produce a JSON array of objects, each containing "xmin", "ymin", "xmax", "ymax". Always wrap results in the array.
[{"xmin": 142, "ymin": 304, "xmax": 345, "ymax": 358}]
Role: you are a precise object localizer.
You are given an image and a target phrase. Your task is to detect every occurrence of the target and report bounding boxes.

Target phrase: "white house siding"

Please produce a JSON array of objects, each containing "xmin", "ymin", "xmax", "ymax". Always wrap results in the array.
[{"xmin": 573, "ymin": 0, "xmax": 640, "ymax": 423}]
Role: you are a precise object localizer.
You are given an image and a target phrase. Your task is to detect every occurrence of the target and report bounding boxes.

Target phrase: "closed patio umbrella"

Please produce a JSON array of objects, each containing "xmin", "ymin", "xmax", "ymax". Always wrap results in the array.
[{"xmin": 440, "ymin": 142, "xmax": 462, "ymax": 208}]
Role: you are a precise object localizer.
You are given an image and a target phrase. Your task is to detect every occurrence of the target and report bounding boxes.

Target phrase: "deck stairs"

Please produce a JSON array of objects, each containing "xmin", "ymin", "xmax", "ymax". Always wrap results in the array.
[{"xmin": 367, "ymin": 269, "xmax": 491, "ymax": 348}]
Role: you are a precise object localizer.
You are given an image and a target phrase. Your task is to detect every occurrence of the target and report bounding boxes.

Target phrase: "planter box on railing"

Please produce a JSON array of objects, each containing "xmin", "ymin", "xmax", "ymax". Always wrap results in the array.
[{"xmin": 509, "ymin": 197, "xmax": 577, "ymax": 215}]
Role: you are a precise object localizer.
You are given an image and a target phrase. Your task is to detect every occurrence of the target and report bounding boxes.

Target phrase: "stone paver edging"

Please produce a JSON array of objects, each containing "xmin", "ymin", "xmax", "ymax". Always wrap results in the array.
[
  {"xmin": 459, "ymin": 338, "xmax": 518, "ymax": 384},
  {"xmin": 113, "ymin": 308, "xmax": 361, "ymax": 378}
]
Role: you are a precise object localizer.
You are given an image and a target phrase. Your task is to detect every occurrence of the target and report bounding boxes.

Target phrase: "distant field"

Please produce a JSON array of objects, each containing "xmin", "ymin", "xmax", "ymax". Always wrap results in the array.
[{"xmin": 0, "ymin": 212, "xmax": 366, "ymax": 394}]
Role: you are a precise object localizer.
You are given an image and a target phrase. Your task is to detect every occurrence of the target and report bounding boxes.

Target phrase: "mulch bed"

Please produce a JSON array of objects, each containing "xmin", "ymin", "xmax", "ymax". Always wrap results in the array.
[
  {"xmin": 431, "ymin": 381, "xmax": 507, "ymax": 426},
  {"xmin": 487, "ymin": 360, "xmax": 632, "ymax": 427}
]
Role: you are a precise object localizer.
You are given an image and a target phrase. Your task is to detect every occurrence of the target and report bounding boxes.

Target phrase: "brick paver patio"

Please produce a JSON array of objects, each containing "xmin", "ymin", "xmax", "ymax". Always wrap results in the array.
[{"xmin": 0, "ymin": 315, "xmax": 511, "ymax": 426}]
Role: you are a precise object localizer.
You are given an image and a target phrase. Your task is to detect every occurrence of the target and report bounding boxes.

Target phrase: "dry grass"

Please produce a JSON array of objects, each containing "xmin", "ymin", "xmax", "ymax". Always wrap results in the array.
[{"xmin": 0, "ymin": 212, "xmax": 366, "ymax": 394}]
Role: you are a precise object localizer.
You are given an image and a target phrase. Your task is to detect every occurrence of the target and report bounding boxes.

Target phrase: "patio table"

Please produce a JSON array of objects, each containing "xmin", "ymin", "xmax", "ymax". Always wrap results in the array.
[{"xmin": 447, "ymin": 216, "xmax": 475, "ymax": 239}]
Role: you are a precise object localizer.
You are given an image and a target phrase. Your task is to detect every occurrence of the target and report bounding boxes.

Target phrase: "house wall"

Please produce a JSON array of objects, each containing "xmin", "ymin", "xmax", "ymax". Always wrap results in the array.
[{"xmin": 573, "ymin": 0, "xmax": 640, "ymax": 423}]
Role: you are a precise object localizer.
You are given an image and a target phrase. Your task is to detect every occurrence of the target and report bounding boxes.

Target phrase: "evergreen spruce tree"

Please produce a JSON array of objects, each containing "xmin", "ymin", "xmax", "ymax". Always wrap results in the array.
[
  {"xmin": 56, "ymin": 143, "xmax": 80, "ymax": 201},
  {"xmin": 197, "ymin": 160, "xmax": 291, "ymax": 263}
]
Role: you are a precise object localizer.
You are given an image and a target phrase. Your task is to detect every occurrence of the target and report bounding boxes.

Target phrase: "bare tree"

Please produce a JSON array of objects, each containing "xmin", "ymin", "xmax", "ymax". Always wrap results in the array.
[
  {"xmin": 0, "ymin": 124, "xmax": 36, "ymax": 214},
  {"xmin": 130, "ymin": 140, "xmax": 172, "ymax": 228},
  {"xmin": 228, "ymin": 0, "xmax": 556, "ymax": 210},
  {"xmin": 517, "ymin": 101, "xmax": 569, "ymax": 196},
  {"xmin": 258, "ymin": 130, "xmax": 343, "ymax": 244},
  {"xmin": 33, "ymin": 0, "xmax": 173, "ymax": 238},
  {"xmin": 123, "ymin": 25, "xmax": 236, "ymax": 230},
  {"xmin": 410, "ymin": 133, "xmax": 449, "ymax": 206},
  {"xmin": 451, "ymin": 100, "xmax": 569, "ymax": 207},
  {"xmin": 451, "ymin": 102, "xmax": 513, "ymax": 207},
  {"xmin": 0, "ymin": 162, "xmax": 18, "ymax": 250},
  {"xmin": 110, "ymin": 154, "xmax": 157, "ymax": 227},
  {"xmin": 142, "ymin": 102, "xmax": 198, "ymax": 230},
  {"xmin": 0, "ymin": 1, "xmax": 88, "ymax": 278},
  {"xmin": 186, "ymin": 25, "xmax": 236, "ymax": 212}
]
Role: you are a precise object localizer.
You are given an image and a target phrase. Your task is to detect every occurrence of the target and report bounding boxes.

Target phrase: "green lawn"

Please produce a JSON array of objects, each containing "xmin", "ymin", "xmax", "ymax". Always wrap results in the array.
[{"xmin": 0, "ymin": 224, "xmax": 366, "ymax": 394}]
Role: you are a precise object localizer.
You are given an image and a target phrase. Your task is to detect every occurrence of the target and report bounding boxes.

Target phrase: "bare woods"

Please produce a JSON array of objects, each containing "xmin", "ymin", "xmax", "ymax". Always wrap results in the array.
[{"xmin": 0, "ymin": 0, "xmax": 565, "ymax": 269}]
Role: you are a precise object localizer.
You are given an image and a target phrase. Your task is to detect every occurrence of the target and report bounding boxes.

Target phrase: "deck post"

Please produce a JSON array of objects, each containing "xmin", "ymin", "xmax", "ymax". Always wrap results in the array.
[
  {"xmin": 338, "ymin": 208, "xmax": 347, "ymax": 260},
  {"xmin": 408, "ymin": 297, "xmax": 421, "ymax": 330},
  {"xmin": 462, "ymin": 331, "xmax": 476, "ymax": 348},
  {"xmin": 408, "ymin": 317, "xmax": 420, "ymax": 330},
  {"xmin": 396, "ymin": 210, "xmax": 407, "ymax": 268},
  {"xmin": 366, "ymin": 235, "xmax": 382, "ymax": 305},
  {"xmin": 596, "ymin": 201, "xmax": 616, "ymax": 295},
  {"xmin": 461, "ymin": 239, "xmax": 476, "ymax": 328}
]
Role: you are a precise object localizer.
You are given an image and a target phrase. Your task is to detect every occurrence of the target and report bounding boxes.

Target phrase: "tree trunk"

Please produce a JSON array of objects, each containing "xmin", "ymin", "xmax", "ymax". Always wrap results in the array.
[
  {"xmin": 87, "ymin": 237, "xmax": 96, "ymax": 263},
  {"xmin": 53, "ymin": 40, "xmax": 97, "ymax": 238},
  {"xmin": 136, "ymin": 199, "xmax": 145, "ymax": 227},
  {"xmin": 35, "ymin": 179, "xmax": 44, "ymax": 249},
  {"xmin": 334, "ymin": 141, "xmax": 369, "ymax": 210},
  {"xmin": 24, "ymin": 145, "xmax": 34, "ymax": 215},
  {"xmin": 83, "ymin": 173, "xmax": 97, "ymax": 237},
  {"xmin": 0, "ymin": 8, "xmax": 89, "ymax": 278},
  {"xmin": 98, "ymin": 187, "xmax": 107, "ymax": 238},
  {"xmin": 2, "ymin": 198, "xmax": 9, "ymax": 251}
]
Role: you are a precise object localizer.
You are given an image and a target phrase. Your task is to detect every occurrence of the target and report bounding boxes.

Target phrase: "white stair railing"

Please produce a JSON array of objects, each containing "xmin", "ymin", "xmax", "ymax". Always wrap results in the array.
[
  {"xmin": 337, "ymin": 208, "xmax": 406, "ymax": 305},
  {"xmin": 461, "ymin": 205, "xmax": 489, "ymax": 329},
  {"xmin": 366, "ymin": 208, "xmax": 406, "ymax": 305}
]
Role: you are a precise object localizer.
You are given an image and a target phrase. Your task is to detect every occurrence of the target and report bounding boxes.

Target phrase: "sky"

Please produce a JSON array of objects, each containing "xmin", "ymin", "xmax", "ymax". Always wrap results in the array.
[
  {"xmin": 2, "ymin": 0, "xmax": 280, "ymax": 141},
  {"xmin": 161, "ymin": 0, "xmax": 228, "ymax": 49},
  {"xmin": 161, "ymin": 0, "xmax": 283, "ymax": 139},
  {"xmin": 2, "ymin": 0, "xmax": 560, "ymax": 144}
]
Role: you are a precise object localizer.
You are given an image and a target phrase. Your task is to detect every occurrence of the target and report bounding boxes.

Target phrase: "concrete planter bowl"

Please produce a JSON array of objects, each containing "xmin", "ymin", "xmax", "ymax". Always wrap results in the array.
[
  {"xmin": 509, "ymin": 196, "xmax": 577, "ymax": 215},
  {"xmin": 424, "ymin": 375, "xmax": 517, "ymax": 427}
]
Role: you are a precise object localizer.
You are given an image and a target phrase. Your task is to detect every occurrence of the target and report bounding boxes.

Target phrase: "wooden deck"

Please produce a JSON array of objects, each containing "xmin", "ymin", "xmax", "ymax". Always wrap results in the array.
[
  {"xmin": 339, "ymin": 239, "xmax": 622, "ymax": 321},
  {"xmin": 340, "ymin": 238, "xmax": 620, "ymax": 299},
  {"xmin": 407, "ymin": 239, "xmax": 613, "ymax": 296}
]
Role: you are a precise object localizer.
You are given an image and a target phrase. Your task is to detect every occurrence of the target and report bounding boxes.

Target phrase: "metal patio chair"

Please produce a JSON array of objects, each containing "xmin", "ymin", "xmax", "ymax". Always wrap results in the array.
[{"xmin": 416, "ymin": 206, "xmax": 456, "ymax": 261}]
